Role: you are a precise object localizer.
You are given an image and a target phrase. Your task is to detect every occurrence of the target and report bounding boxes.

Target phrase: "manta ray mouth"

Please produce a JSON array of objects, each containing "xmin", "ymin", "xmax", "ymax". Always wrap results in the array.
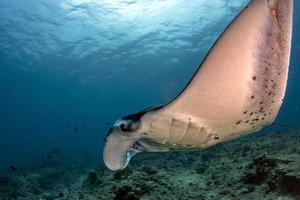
[
  {"xmin": 103, "ymin": 133, "xmax": 172, "ymax": 170},
  {"xmin": 103, "ymin": 133, "xmax": 143, "ymax": 171}
]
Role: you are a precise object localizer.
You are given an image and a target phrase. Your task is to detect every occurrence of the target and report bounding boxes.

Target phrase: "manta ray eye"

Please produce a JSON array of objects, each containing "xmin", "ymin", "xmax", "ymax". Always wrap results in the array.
[{"xmin": 119, "ymin": 123, "xmax": 131, "ymax": 132}]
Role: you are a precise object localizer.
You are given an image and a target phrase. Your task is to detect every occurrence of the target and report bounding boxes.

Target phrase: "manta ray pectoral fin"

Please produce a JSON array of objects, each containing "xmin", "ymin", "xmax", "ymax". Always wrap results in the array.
[{"xmin": 163, "ymin": 0, "xmax": 293, "ymax": 136}]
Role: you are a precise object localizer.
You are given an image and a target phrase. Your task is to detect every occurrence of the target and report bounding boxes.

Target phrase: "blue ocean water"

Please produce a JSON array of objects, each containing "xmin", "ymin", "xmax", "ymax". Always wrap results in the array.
[{"xmin": 0, "ymin": 0, "xmax": 299, "ymax": 175}]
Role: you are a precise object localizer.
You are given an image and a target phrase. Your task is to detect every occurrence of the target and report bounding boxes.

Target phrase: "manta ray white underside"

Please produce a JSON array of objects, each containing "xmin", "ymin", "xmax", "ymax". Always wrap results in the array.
[{"xmin": 103, "ymin": 0, "xmax": 294, "ymax": 171}]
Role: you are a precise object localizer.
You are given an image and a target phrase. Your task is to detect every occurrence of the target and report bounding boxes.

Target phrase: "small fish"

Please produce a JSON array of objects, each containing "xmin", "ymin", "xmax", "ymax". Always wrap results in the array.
[
  {"xmin": 9, "ymin": 165, "xmax": 16, "ymax": 171},
  {"xmin": 48, "ymin": 148, "xmax": 60, "ymax": 155},
  {"xmin": 46, "ymin": 155, "xmax": 52, "ymax": 159},
  {"xmin": 74, "ymin": 126, "xmax": 79, "ymax": 132}
]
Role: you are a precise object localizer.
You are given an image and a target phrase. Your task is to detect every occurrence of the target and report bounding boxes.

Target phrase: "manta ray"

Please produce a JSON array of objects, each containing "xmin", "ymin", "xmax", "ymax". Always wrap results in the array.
[{"xmin": 103, "ymin": 0, "xmax": 293, "ymax": 171}]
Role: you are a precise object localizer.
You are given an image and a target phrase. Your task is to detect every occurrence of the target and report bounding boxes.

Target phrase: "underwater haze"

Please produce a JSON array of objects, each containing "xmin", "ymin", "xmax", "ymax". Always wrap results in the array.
[{"xmin": 0, "ymin": 0, "xmax": 300, "ymax": 199}]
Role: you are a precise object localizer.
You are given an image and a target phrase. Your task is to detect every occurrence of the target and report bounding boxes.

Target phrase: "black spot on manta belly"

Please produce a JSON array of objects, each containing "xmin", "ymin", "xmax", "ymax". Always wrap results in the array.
[
  {"xmin": 236, "ymin": 120, "xmax": 242, "ymax": 125},
  {"xmin": 214, "ymin": 135, "xmax": 220, "ymax": 140}
]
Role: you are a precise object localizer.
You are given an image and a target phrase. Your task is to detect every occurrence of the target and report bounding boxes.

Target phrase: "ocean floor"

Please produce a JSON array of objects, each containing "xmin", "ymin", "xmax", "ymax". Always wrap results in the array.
[{"xmin": 1, "ymin": 129, "xmax": 300, "ymax": 200}]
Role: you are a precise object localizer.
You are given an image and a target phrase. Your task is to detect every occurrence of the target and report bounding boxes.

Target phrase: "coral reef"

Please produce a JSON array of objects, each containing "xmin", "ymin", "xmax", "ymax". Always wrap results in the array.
[{"xmin": 1, "ymin": 130, "xmax": 300, "ymax": 200}]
